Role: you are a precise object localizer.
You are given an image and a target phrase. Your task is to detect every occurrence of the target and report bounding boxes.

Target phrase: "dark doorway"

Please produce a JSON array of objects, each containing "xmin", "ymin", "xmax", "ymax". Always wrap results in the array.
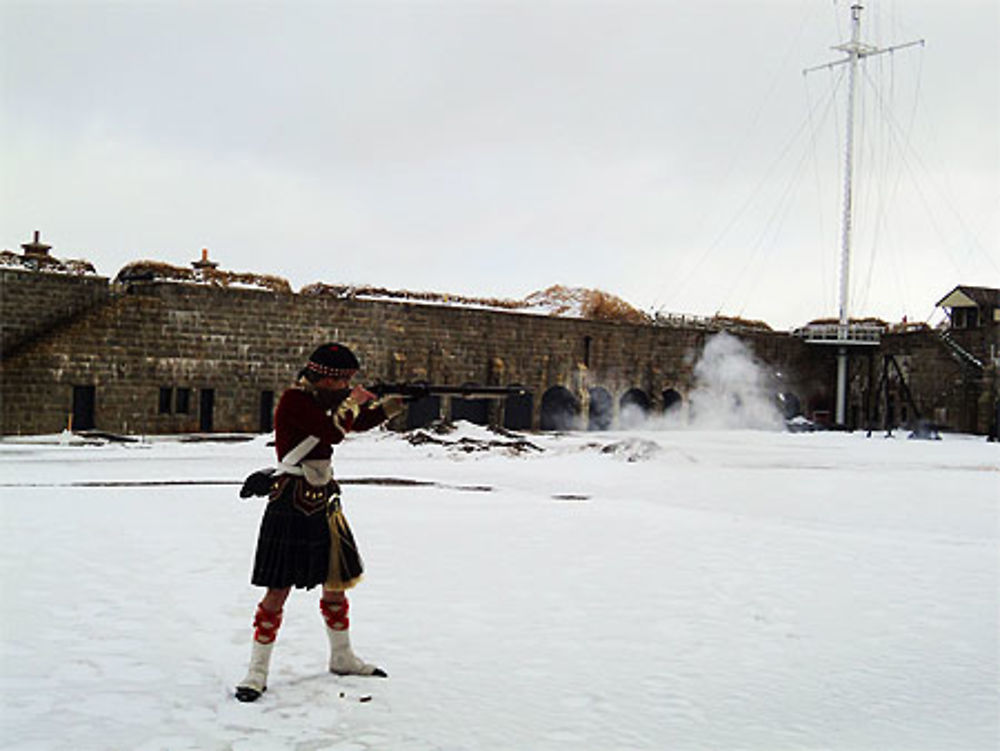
[
  {"xmin": 503, "ymin": 387, "xmax": 533, "ymax": 430},
  {"xmin": 662, "ymin": 388, "xmax": 682, "ymax": 413},
  {"xmin": 540, "ymin": 386, "xmax": 580, "ymax": 431},
  {"xmin": 199, "ymin": 388, "xmax": 215, "ymax": 432},
  {"xmin": 406, "ymin": 395, "xmax": 441, "ymax": 429},
  {"xmin": 72, "ymin": 385, "xmax": 96, "ymax": 431},
  {"xmin": 450, "ymin": 385, "xmax": 489, "ymax": 425},
  {"xmin": 588, "ymin": 387, "xmax": 613, "ymax": 430},
  {"xmin": 259, "ymin": 390, "xmax": 275, "ymax": 433},
  {"xmin": 620, "ymin": 388, "xmax": 651, "ymax": 428}
]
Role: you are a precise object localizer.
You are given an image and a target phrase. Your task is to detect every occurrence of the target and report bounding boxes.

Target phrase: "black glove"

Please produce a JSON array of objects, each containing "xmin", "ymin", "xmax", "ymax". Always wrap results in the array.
[{"xmin": 240, "ymin": 468, "xmax": 276, "ymax": 499}]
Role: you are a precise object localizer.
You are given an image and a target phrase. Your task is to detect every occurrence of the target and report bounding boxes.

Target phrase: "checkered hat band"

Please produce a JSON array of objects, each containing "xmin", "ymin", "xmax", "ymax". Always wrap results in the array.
[{"xmin": 306, "ymin": 361, "xmax": 357, "ymax": 378}]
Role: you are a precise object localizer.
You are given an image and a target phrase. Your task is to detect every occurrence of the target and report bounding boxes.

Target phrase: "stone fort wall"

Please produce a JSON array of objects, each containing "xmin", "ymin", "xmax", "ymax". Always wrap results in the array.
[
  {"xmin": 1, "ymin": 267, "xmax": 993, "ymax": 435},
  {"xmin": 2, "ymin": 271, "xmax": 822, "ymax": 435},
  {"xmin": 1, "ymin": 268, "xmax": 110, "ymax": 358}
]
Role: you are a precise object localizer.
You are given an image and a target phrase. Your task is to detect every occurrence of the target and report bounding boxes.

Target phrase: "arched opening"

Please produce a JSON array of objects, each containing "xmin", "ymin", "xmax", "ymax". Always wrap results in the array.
[
  {"xmin": 405, "ymin": 395, "xmax": 441, "ymax": 430},
  {"xmin": 540, "ymin": 386, "xmax": 580, "ymax": 431},
  {"xmin": 450, "ymin": 384, "xmax": 488, "ymax": 425},
  {"xmin": 619, "ymin": 388, "xmax": 651, "ymax": 429},
  {"xmin": 588, "ymin": 387, "xmax": 613, "ymax": 431},
  {"xmin": 662, "ymin": 388, "xmax": 682, "ymax": 413},
  {"xmin": 503, "ymin": 386, "xmax": 533, "ymax": 431}
]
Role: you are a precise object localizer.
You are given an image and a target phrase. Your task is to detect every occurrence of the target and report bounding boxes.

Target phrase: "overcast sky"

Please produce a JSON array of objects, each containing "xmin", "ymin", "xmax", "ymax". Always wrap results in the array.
[{"xmin": 2, "ymin": 0, "xmax": 997, "ymax": 329}]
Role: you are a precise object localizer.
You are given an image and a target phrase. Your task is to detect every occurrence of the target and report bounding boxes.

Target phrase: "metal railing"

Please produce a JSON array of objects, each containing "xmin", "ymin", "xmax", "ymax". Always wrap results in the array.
[{"xmin": 792, "ymin": 323, "xmax": 884, "ymax": 345}]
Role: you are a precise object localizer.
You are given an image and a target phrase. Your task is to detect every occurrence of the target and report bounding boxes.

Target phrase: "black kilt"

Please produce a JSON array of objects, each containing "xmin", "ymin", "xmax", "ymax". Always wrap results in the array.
[{"xmin": 251, "ymin": 477, "xmax": 364, "ymax": 590}]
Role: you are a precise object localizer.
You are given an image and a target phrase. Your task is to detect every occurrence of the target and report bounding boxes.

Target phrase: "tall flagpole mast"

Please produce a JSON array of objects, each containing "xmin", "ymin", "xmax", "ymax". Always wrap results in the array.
[
  {"xmin": 804, "ymin": 3, "xmax": 923, "ymax": 426},
  {"xmin": 835, "ymin": 4, "xmax": 865, "ymax": 427}
]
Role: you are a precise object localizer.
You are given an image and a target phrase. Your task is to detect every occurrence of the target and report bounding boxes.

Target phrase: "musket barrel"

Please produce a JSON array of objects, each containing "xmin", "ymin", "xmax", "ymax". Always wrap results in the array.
[{"xmin": 368, "ymin": 382, "xmax": 526, "ymax": 400}]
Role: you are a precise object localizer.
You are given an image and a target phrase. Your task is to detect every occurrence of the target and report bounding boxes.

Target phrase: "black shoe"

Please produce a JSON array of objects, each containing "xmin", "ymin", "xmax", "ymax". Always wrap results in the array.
[{"xmin": 235, "ymin": 685, "xmax": 266, "ymax": 702}]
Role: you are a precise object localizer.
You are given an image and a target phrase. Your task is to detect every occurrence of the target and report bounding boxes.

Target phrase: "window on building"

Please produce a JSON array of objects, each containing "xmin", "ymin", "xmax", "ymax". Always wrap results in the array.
[
  {"xmin": 175, "ymin": 387, "xmax": 191, "ymax": 414},
  {"xmin": 953, "ymin": 307, "xmax": 980, "ymax": 330},
  {"xmin": 159, "ymin": 387, "xmax": 173, "ymax": 414}
]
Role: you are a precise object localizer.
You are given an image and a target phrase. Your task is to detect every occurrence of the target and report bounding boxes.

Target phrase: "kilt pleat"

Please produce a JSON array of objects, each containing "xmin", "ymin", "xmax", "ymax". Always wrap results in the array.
[{"xmin": 251, "ymin": 482, "xmax": 332, "ymax": 590}]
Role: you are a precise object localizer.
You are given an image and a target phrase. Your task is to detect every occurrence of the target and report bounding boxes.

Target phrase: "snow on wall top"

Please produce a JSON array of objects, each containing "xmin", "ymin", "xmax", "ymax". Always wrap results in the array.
[
  {"xmin": 115, "ymin": 260, "xmax": 293, "ymax": 293},
  {"xmin": 303, "ymin": 282, "xmax": 654, "ymax": 324},
  {"xmin": 0, "ymin": 249, "xmax": 98, "ymax": 276},
  {"xmin": 7, "ymin": 244, "xmax": 778, "ymax": 330}
]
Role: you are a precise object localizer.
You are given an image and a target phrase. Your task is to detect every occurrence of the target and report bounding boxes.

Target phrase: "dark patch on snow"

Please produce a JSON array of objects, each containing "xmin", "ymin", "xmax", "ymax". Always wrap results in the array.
[
  {"xmin": 75, "ymin": 430, "xmax": 141, "ymax": 443},
  {"xmin": 1, "ymin": 477, "xmax": 493, "ymax": 492},
  {"xmin": 178, "ymin": 433, "xmax": 257, "ymax": 443},
  {"xmin": 347, "ymin": 477, "xmax": 493, "ymax": 492},
  {"xmin": 600, "ymin": 438, "xmax": 661, "ymax": 462},
  {"xmin": 404, "ymin": 428, "xmax": 543, "ymax": 455}
]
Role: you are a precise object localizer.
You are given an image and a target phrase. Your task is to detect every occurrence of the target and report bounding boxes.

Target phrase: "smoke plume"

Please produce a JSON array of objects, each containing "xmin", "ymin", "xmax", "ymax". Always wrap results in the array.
[{"xmin": 686, "ymin": 332, "xmax": 784, "ymax": 430}]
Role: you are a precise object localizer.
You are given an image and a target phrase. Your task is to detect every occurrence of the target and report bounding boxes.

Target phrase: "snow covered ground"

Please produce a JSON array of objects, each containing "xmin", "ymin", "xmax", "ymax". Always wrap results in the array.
[{"xmin": 1, "ymin": 424, "xmax": 997, "ymax": 750}]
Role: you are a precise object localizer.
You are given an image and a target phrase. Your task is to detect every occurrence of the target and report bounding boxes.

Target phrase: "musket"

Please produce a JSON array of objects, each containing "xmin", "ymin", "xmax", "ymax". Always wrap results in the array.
[{"xmin": 368, "ymin": 381, "xmax": 527, "ymax": 401}]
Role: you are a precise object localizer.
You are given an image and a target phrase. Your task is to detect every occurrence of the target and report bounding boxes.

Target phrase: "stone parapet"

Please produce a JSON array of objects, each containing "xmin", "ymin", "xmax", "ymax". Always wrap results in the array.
[{"xmin": 1, "ymin": 269, "xmax": 993, "ymax": 435}]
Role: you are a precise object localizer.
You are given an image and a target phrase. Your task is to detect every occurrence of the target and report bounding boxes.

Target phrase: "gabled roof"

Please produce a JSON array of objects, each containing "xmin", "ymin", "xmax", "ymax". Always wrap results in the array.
[{"xmin": 936, "ymin": 286, "xmax": 1000, "ymax": 309}]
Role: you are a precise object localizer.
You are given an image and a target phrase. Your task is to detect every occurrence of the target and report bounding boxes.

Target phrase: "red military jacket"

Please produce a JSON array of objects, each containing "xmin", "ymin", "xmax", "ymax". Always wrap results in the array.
[{"xmin": 273, "ymin": 385, "xmax": 400, "ymax": 463}]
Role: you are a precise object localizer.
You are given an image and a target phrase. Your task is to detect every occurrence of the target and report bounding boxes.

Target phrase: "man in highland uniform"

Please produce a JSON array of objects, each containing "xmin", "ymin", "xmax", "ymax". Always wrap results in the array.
[{"xmin": 236, "ymin": 343, "xmax": 403, "ymax": 703}]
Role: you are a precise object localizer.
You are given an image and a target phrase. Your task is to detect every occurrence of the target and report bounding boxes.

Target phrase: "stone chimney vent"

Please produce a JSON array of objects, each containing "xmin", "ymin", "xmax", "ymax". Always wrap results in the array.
[
  {"xmin": 21, "ymin": 230, "xmax": 52, "ymax": 257},
  {"xmin": 192, "ymin": 247, "xmax": 219, "ymax": 271}
]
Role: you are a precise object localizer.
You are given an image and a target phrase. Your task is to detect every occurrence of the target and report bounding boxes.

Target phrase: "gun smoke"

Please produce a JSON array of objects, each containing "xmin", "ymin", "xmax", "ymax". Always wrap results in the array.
[
  {"xmin": 616, "ymin": 332, "xmax": 784, "ymax": 431},
  {"xmin": 686, "ymin": 332, "xmax": 784, "ymax": 430}
]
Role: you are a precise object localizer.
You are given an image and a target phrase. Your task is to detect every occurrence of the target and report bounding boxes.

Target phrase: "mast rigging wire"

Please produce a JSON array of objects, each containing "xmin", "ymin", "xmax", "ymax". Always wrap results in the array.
[{"xmin": 660, "ymin": 67, "xmax": 845, "ymax": 322}]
